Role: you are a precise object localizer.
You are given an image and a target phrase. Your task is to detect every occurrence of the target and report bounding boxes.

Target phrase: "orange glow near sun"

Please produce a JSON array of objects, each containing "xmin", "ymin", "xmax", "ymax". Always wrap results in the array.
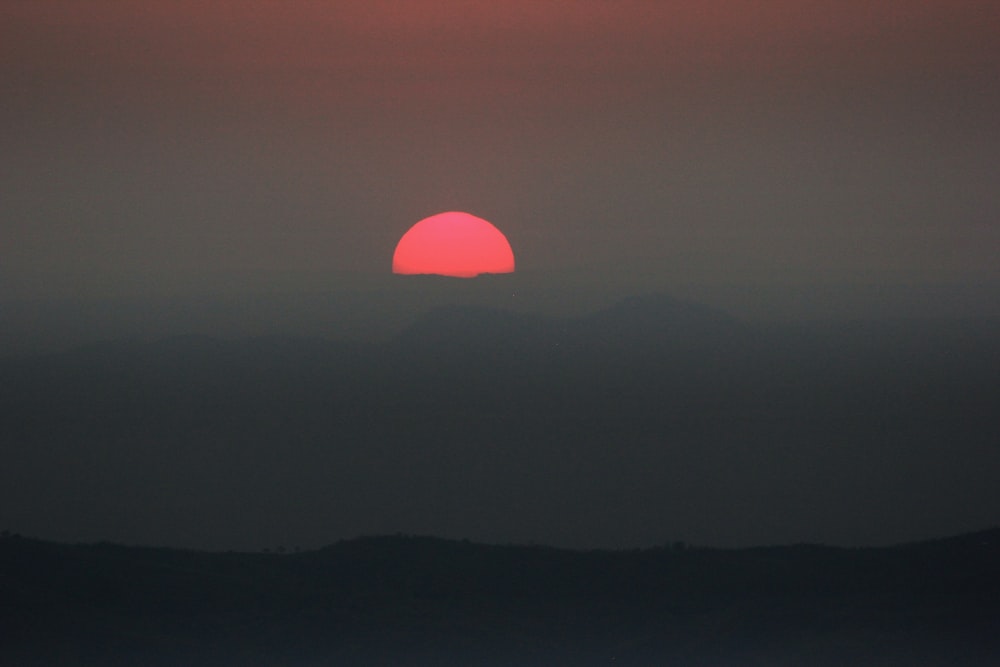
[{"xmin": 392, "ymin": 211, "xmax": 515, "ymax": 278}]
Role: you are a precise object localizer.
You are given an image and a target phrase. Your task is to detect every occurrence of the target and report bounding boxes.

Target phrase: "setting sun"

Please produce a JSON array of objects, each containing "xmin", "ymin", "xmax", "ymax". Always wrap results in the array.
[{"xmin": 392, "ymin": 211, "xmax": 515, "ymax": 278}]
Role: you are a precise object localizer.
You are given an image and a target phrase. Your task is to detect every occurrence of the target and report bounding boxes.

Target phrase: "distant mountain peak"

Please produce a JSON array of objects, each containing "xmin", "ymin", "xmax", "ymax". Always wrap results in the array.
[{"xmin": 391, "ymin": 293, "xmax": 745, "ymax": 353}]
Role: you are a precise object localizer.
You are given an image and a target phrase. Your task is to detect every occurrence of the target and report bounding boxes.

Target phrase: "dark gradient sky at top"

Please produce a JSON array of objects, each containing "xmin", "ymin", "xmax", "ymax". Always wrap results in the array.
[{"xmin": 3, "ymin": 1, "xmax": 999, "ymax": 302}]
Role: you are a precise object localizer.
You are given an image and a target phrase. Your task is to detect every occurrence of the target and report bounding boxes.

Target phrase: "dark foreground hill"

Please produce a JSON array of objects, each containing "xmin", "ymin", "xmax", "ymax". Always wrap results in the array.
[{"xmin": 2, "ymin": 529, "xmax": 999, "ymax": 666}]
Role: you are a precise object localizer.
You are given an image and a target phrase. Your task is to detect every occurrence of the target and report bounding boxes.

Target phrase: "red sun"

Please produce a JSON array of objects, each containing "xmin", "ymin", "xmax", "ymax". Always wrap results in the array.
[{"xmin": 392, "ymin": 211, "xmax": 515, "ymax": 278}]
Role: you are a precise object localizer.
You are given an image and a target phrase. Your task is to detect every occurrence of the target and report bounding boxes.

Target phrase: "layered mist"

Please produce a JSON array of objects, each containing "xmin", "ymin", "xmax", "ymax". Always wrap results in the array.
[{"xmin": 2, "ymin": 292, "xmax": 997, "ymax": 551}]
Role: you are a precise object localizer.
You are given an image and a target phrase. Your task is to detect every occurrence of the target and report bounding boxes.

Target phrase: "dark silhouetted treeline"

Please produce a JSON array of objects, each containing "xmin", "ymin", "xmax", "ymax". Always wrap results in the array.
[{"xmin": 2, "ymin": 529, "xmax": 1000, "ymax": 665}]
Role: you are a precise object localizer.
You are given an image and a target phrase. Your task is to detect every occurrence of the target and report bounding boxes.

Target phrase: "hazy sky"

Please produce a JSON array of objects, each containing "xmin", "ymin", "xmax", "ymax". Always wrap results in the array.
[
  {"xmin": 3, "ymin": 1, "xmax": 999, "ymax": 298},
  {"xmin": 2, "ymin": 2, "xmax": 999, "ymax": 551}
]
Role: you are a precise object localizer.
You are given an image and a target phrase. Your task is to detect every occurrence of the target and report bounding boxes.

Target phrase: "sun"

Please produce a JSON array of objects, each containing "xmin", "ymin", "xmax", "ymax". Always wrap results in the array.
[{"xmin": 392, "ymin": 211, "xmax": 515, "ymax": 278}]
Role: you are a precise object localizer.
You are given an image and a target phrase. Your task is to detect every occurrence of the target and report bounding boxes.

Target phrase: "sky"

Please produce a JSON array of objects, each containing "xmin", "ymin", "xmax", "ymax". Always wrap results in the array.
[
  {"xmin": 1, "ymin": 2, "xmax": 999, "ymax": 551},
  {"xmin": 3, "ymin": 0, "xmax": 999, "ymax": 310}
]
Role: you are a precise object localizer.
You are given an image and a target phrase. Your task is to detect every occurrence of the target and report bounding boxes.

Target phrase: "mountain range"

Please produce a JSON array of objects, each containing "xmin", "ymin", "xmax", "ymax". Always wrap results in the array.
[{"xmin": 1, "ymin": 294, "xmax": 997, "ymax": 551}]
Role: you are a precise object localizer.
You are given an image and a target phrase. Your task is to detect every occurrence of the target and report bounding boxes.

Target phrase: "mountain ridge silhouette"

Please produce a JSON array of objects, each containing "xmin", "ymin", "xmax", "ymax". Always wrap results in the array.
[{"xmin": 0, "ymin": 293, "xmax": 996, "ymax": 553}]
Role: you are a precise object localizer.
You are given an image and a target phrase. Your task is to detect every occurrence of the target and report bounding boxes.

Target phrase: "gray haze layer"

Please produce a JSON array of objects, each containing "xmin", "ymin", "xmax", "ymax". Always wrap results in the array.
[{"xmin": 2, "ymin": 286, "xmax": 996, "ymax": 551}]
